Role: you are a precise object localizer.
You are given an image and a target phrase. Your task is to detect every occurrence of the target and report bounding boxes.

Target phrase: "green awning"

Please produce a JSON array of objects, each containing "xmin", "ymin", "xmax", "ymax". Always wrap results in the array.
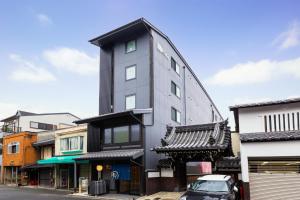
[{"xmin": 38, "ymin": 155, "xmax": 80, "ymax": 164}]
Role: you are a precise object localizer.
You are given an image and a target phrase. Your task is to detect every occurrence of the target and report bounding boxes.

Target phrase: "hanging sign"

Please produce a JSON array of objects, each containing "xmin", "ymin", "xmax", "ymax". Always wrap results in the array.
[{"xmin": 96, "ymin": 165, "xmax": 103, "ymax": 172}]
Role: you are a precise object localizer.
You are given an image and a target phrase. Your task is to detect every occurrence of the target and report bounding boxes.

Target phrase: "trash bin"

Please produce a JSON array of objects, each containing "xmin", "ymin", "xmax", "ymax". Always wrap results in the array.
[{"xmin": 88, "ymin": 180, "xmax": 107, "ymax": 196}]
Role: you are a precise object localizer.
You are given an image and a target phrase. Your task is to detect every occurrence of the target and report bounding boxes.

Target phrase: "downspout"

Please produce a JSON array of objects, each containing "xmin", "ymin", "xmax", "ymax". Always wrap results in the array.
[{"xmin": 183, "ymin": 66, "xmax": 187, "ymax": 125}]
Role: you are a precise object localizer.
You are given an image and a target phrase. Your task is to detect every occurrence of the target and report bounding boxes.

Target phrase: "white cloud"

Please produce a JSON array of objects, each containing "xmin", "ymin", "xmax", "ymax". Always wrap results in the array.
[
  {"xmin": 207, "ymin": 57, "xmax": 300, "ymax": 86},
  {"xmin": 273, "ymin": 20, "xmax": 300, "ymax": 50},
  {"xmin": 9, "ymin": 54, "xmax": 56, "ymax": 82},
  {"xmin": 43, "ymin": 47, "xmax": 99, "ymax": 75},
  {"xmin": 36, "ymin": 13, "xmax": 52, "ymax": 25}
]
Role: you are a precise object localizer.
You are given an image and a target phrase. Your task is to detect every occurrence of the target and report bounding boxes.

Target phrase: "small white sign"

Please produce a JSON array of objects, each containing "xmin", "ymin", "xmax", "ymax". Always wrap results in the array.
[
  {"xmin": 148, "ymin": 171, "xmax": 160, "ymax": 178},
  {"xmin": 161, "ymin": 168, "xmax": 174, "ymax": 177}
]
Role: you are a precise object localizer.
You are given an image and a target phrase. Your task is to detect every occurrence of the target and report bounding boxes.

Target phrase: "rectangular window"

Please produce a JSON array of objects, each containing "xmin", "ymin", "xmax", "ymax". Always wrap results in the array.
[
  {"xmin": 7, "ymin": 142, "xmax": 19, "ymax": 154},
  {"xmin": 292, "ymin": 113, "xmax": 295, "ymax": 130},
  {"xmin": 125, "ymin": 94, "xmax": 136, "ymax": 110},
  {"xmin": 60, "ymin": 138, "xmax": 69, "ymax": 151},
  {"xmin": 60, "ymin": 136, "xmax": 83, "ymax": 152},
  {"xmin": 104, "ymin": 128, "xmax": 112, "ymax": 144},
  {"xmin": 171, "ymin": 57, "xmax": 180, "ymax": 75},
  {"xmin": 125, "ymin": 40, "xmax": 136, "ymax": 53},
  {"xmin": 126, "ymin": 65, "xmax": 136, "ymax": 80},
  {"xmin": 283, "ymin": 114, "xmax": 286, "ymax": 131},
  {"xmin": 30, "ymin": 121, "xmax": 56, "ymax": 131},
  {"xmin": 69, "ymin": 137, "xmax": 79, "ymax": 150},
  {"xmin": 264, "ymin": 116, "xmax": 267, "ymax": 132},
  {"xmin": 30, "ymin": 122, "xmax": 39, "ymax": 129},
  {"xmin": 278, "ymin": 114, "xmax": 281, "ymax": 131},
  {"xmin": 171, "ymin": 107, "xmax": 181, "ymax": 123},
  {"xmin": 288, "ymin": 113, "xmax": 290, "ymax": 131},
  {"xmin": 269, "ymin": 115, "xmax": 272, "ymax": 132},
  {"xmin": 131, "ymin": 124, "xmax": 140, "ymax": 142},
  {"xmin": 171, "ymin": 81, "xmax": 181, "ymax": 98},
  {"xmin": 274, "ymin": 115, "xmax": 277, "ymax": 131},
  {"xmin": 114, "ymin": 126, "xmax": 129, "ymax": 143},
  {"xmin": 297, "ymin": 112, "xmax": 300, "ymax": 130}
]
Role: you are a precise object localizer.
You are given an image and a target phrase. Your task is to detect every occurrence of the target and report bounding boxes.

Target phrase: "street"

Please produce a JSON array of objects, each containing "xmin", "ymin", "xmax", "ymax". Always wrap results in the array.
[{"xmin": 0, "ymin": 185, "xmax": 78, "ymax": 200}]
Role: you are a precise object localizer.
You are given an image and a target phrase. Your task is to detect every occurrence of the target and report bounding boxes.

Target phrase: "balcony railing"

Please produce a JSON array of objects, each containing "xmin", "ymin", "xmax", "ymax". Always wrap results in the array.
[{"xmin": 1, "ymin": 125, "xmax": 21, "ymax": 134}]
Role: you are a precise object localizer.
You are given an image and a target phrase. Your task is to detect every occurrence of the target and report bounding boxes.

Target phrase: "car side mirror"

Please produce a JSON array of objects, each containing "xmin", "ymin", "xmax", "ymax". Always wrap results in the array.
[{"xmin": 233, "ymin": 186, "xmax": 238, "ymax": 192}]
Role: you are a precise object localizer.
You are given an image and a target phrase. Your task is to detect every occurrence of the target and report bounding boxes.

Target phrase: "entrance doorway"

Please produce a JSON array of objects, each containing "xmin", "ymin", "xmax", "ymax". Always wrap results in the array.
[
  {"xmin": 130, "ymin": 165, "xmax": 140, "ymax": 195},
  {"xmin": 60, "ymin": 169, "xmax": 69, "ymax": 188}
]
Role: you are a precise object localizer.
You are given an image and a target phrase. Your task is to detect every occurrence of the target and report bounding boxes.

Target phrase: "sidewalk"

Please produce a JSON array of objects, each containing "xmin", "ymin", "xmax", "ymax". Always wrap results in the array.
[
  {"xmin": 137, "ymin": 192, "xmax": 184, "ymax": 200},
  {"xmin": 70, "ymin": 192, "xmax": 139, "ymax": 200}
]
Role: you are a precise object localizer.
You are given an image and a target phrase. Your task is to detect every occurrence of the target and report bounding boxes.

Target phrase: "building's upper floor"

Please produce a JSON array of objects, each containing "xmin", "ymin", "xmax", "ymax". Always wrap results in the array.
[
  {"xmin": 0, "ymin": 110, "xmax": 80, "ymax": 134},
  {"xmin": 89, "ymin": 18, "xmax": 222, "ymax": 126},
  {"xmin": 2, "ymin": 132, "xmax": 38, "ymax": 167},
  {"xmin": 55, "ymin": 125, "xmax": 87, "ymax": 156},
  {"xmin": 230, "ymin": 97, "xmax": 300, "ymax": 134}
]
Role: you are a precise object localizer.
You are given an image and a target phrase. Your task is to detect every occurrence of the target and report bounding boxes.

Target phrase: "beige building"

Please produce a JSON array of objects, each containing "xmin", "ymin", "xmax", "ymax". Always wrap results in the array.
[{"xmin": 38, "ymin": 125, "xmax": 88, "ymax": 190}]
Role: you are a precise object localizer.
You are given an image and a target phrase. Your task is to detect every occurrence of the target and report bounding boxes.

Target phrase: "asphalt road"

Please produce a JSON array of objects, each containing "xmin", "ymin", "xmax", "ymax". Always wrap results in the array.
[{"xmin": 0, "ymin": 185, "xmax": 83, "ymax": 200}]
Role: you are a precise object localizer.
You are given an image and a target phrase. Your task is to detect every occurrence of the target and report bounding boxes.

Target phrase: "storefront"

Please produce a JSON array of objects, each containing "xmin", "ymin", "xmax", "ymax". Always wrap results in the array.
[
  {"xmin": 75, "ymin": 149, "xmax": 144, "ymax": 195},
  {"xmin": 37, "ymin": 155, "xmax": 88, "ymax": 189}
]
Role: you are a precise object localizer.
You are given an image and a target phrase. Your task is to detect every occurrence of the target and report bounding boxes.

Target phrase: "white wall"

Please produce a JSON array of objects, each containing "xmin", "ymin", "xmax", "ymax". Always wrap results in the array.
[
  {"xmin": 239, "ymin": 102, "xmax": 300, "ymax": 134},
  {"xmin": 19, "ymin": 114, "xmax": 79, "ymax": 133},
  {"xmin": 241, "ymin": 140, "xmax": 300, "ymax": 181}
]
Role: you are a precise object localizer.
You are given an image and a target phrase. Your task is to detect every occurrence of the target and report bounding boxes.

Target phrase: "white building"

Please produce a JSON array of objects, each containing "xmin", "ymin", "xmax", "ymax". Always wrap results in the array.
[
  {"xmin": 230, "ymin": 98, "xmax": 300, "ymax": 200},
  {"xmin": 0, "ymin": 110, "xmax": 80, "ymax": 134}
]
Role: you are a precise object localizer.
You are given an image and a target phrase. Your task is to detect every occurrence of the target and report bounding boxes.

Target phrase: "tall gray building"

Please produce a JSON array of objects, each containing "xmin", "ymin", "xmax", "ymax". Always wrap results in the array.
[{"xmin": 76, "ymin": 18, "xmax": 222, "ymax": 195}]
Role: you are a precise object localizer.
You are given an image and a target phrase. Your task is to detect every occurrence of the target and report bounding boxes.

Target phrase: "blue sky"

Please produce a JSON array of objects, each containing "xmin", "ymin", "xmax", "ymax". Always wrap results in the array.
[{"xmin": 1, "ymin": 0, "xmax": 300, "ymax": 127}]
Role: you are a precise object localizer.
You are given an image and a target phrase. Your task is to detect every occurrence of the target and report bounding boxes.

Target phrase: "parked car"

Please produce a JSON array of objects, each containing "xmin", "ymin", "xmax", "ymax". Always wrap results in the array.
[{"xmin": 180, "ymin": 175, "xmax": 238, "ymax": 200}]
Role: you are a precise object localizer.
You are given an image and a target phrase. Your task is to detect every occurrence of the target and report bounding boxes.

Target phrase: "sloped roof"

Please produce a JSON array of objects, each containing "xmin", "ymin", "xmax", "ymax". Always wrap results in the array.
[
  {"xmin": 153, "ymin": 121, "xmax": 231, "ymax": 153},
  {"xmin": 75, "ymin": 149, "xmax": 144, "ymax": 160},
  {"xmin": 230, "ymin": 97, "xmax": 300, "ymax": 111},
  {"xmin": 240, "ymin": 130, "xmax": 300, "ymax": 143}
]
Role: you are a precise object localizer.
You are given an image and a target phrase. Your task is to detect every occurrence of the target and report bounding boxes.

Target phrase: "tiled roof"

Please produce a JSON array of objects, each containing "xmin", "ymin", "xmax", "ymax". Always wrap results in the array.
[
  {"xmin": 32, "ymin": 139, "xmax": 55, "ymax": 147},
  {"xmin": 229, "ymin": 97, "xmax": 300, "ymax": 110},
  {"xmin": 75, "ymin": 149, "xmax": 144, "ymax": 160},
  {"xmin": 240, "ymin": 130, "xmax": 300, "ymax": 143},
  {"xmin": 158, "ymin": 159, "xmax": 173, "ymax": 168},
  {"xmin": 153, "ymin": 121, "xmax": 231, "ymax": 152}
]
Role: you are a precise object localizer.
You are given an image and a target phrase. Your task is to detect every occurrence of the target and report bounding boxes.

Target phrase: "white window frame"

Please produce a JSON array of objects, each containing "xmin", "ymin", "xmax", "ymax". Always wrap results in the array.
[
  {"xmin": 7, "ymin": 142, "xmax": 20, "ymax": 154},
  {"xmin": 60, "ymin": 136, "xmax": 83, "ymax": 152},
  {"xmin": 126, "ymin": 65, "xmax": 136, "ymax": 81},
  {"xmin": 125, "ymin": 94, "xmax": 136, "ymax": 110}
]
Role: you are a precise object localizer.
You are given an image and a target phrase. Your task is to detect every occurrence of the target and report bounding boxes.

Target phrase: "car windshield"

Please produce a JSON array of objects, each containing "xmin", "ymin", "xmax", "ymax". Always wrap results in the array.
[{"xmin": 190, "ymin": 180, "xmax": 229, "ymax": 192}]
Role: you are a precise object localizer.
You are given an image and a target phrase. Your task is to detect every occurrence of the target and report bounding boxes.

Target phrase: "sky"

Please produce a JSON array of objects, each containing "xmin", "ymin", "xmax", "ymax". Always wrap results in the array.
[{"xmin": 0, "ymin": 0, "xmax": 300, "ymax": 129}]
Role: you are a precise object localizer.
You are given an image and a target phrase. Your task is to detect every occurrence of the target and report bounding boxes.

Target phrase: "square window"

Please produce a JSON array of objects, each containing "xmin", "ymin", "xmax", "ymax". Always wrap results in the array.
[
  {"xmin": 104, "ymin": 128, "xmax": 112, "ymax": 144},
  {"xmin": 30, "ymin": 121, "xmax": 39, "ymax": 129},
  {"xmin": 126, "ymin": 65, "xmax": 136, "ymax": 80},
  {"xmin": 114, "ymin": 126, "xmax": 129, "ymax": 143},
  {"xmin": 126, "ymin": 40, "xmax": 136, "ymax": 53},
  {"xmin": 126, "ymin": 95, "xmax": 136, "ymax": 110}
]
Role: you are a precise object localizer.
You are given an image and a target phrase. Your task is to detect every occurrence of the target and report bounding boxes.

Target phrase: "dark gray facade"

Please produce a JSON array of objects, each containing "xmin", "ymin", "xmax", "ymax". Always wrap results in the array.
[{"xmin": 90, "ymin": 18, "xmax": 222, "ymax": 170}]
